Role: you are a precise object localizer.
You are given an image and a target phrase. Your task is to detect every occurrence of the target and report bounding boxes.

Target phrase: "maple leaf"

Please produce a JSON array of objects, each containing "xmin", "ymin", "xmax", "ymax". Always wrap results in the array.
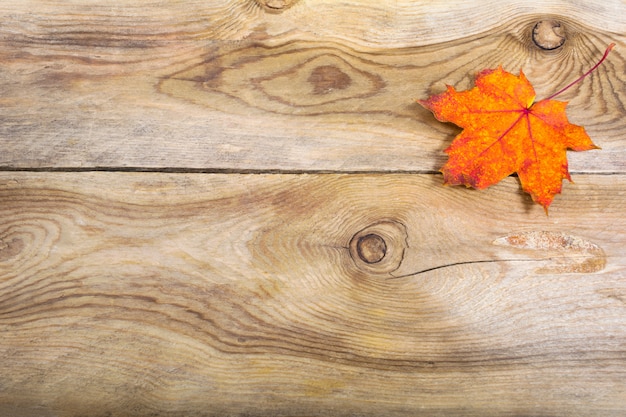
[{"xmin": 419, "ymin": 44, "xmax": 614, "ymax": 211}]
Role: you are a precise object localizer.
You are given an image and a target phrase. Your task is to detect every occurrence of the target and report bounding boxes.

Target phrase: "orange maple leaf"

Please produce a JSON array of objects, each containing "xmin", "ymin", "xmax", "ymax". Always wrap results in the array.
[{"xmin": 419, "ymin": 44, "xmax": 614, "ymax": 211}]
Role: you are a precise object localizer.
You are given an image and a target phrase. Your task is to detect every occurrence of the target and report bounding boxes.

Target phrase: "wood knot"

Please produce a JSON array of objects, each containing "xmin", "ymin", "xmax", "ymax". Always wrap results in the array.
[
  {"xmin": 160, "ymin": 44, "xmax": 385, "ymax": 116},
  {"xmin": 532, "ymin": 20, "xmax": 566, "ymax": 50},
  {"xmin": 0, "ymin": 237, "xmax": 25, "ymax": 262},
  {"xmin": 356, "ymin": 234, "xmax": 387, "ymax": 264},
  {"xmin": 349, "ymin": 221, "xmax": 407, "ymax": 274},
  {"xmin": 254, "ymin": 0, "xmax": 299, "ymax": 13},
  {"xmin": 308, "ymin": 65, "xmax": 352, "ymax": 95}
]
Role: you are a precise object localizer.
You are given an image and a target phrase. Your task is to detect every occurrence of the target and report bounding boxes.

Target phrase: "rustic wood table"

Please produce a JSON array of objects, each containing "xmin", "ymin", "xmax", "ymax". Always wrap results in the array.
[{"xmin": 1, "ymin": 1, "xmax": 625, "ymax": 416}]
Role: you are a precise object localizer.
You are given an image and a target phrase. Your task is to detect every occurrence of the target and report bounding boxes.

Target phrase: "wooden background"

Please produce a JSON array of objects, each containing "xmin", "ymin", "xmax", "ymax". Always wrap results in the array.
[{"xmin": 1, "ymin": 1, "xmax": 625, "ymax": 416}]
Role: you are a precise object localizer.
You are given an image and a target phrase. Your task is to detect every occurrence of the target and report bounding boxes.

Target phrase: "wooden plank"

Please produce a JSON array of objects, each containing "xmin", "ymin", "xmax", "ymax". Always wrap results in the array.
[
  {"xmin": 1, "ymin": 172, "xmax": 625, "ymax": 416},
  {"xmin": 1, "ymin": 1, "xmax": 624, "ymax": 171}
]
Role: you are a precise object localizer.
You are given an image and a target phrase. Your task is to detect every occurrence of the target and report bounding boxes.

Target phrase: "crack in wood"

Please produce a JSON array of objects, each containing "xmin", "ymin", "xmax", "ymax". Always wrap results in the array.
[{"xmin": 388, "ymin": 258, "xmax": 534, "ymax": 279}]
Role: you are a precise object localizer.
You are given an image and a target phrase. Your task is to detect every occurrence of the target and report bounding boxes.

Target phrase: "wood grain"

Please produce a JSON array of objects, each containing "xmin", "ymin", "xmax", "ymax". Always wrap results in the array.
[
  {"xmin": 1, "ymin": 172, "xmax": 625, "ymax": 416},
  {"xmin": 0, "ymin": 1, "xmax": 624, "ymax": 171},
  {"xmin": 2, "ymin": 1, "xmax": 626, "ymax": 415}
]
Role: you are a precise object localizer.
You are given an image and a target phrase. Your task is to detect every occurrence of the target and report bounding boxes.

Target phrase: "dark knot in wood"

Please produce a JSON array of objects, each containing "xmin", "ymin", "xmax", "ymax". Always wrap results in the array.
[
  {"xmin": 0, "ymin": 237, "xmax": 25, "ymax": 262},
  {"xmin": 356, "ymin": 234, "xmax": 387, "ymax": 264},
  {"xmin": 308, "ymin": 65, "xmax": 352, "ymax": 95},
  {"xmin": 254, "ymin": 0, "xmax": 299, "ymax": 13},
  {"xmin": 349, "ymin": 220, "xmax": 407, "ymax": 275},
  {"xmin": 532, "ymin": 20, "xmax": 566, "ymax": 50}
]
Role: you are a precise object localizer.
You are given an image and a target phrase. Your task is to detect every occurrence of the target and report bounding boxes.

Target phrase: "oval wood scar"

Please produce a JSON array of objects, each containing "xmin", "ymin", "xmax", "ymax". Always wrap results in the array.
[{"xmin": 494, "ymin": 231, "xmax": 607, "ymax": 273}]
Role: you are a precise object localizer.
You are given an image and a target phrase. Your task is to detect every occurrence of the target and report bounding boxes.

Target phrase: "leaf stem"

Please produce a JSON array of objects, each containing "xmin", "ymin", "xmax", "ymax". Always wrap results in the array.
[{"xmin": 544, "ymin": 43, "xmax": 615, "ymax": 101}]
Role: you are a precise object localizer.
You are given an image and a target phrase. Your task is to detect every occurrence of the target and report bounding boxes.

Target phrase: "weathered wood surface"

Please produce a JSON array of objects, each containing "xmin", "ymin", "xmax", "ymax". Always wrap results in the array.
[
  {"xmin": 1, "ymin": 0, "xmax": 626, "ymax": 416},
  {"xmin": 0, "ymin": 0, "xmax": 624, "ymax": 172},
  {"xmin": 1, "ymin": 172, "xmax": 625, "ymax": 417}
]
